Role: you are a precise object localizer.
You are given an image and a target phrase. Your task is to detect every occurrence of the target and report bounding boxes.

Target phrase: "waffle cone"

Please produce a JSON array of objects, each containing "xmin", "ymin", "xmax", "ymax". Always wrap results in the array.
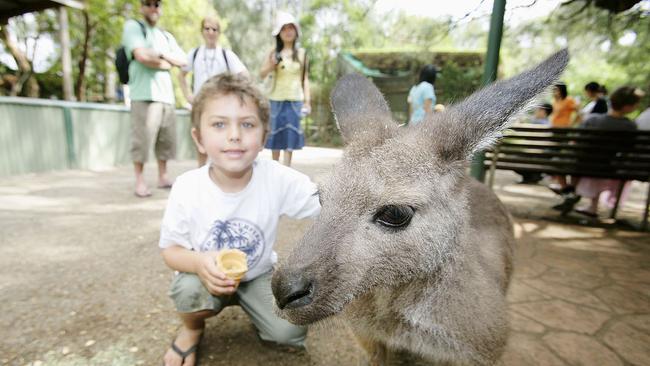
[{"xmin": 216, "ymin": 249, "xmax": 248, "ymax": 282}]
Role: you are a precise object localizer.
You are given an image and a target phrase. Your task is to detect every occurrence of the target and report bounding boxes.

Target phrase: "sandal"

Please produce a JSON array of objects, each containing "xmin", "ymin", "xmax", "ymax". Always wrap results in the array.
[
  {"xmin": 575, "ymin": 208, "xmax": 598, "ymax": 218},
  {"xmin": 167, "ymin": 339, "xmax": 201, "ymax": 366}
]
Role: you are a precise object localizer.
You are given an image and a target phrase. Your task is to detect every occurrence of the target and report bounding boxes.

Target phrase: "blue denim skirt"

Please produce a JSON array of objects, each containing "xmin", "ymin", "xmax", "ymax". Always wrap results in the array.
[{"xmin": 265, "ymin": 100, "xmax": 305, "ymax": 151}]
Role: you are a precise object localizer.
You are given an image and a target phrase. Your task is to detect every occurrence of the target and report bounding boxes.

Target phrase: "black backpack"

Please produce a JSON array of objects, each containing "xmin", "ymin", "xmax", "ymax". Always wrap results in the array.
[{"xmin": 115, "ymin": 20, "xmax": 146, "ymax": 85}]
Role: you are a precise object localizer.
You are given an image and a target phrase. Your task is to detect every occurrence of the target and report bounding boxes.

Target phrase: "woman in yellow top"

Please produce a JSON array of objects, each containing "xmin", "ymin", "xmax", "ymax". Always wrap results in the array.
[
  {"xmin": 550, "ymin": 82, "xmax": 578, "ymax": 127},
  {"xmin": 259, "ymin": 11, "xmax": 310, "ymax": 167}
]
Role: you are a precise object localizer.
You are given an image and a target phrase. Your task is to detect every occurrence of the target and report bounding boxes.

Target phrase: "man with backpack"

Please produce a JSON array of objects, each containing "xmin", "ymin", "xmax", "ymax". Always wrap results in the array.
[{"xmin": 121, "ymin": 0, "xmax": 187, "ymax": 198}]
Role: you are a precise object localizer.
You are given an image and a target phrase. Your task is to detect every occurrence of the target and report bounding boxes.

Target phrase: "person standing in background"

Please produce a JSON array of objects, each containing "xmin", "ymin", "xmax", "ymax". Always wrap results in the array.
[
  {"xmin": 259, "ymin": 11, "xmax": 310, "ymax": 167},
  {"xmin": 407, "ymin": 64, "xmax": 437, "ymax": 126},
  {"xmin": 121, "ymin": 0, "xmax": 187, "ymax": 197},
  {"xmin": 178, "ymin": 15, "xmax": 248, "ymax": 167}
]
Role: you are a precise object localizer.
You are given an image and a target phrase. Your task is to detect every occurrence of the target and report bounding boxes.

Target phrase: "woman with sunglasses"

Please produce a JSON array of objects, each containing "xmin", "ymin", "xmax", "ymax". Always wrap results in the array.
[
  {"xmin": 259, "ymin": 11, "xmax": 310, "ymax": 167},
  {"xmin": 178, "ymin": 16, "xmax": 248, "ymax": 166}
]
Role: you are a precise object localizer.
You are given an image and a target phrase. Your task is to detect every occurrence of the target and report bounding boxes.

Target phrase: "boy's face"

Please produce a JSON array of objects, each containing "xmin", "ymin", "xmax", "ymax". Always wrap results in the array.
[
  {"xmin": 192, "ymin": 94, "xmax": 265, "ymax": 179},
  {"xmin": 202, "ymin": 19, "xmax": 220, "ymax": 43}
]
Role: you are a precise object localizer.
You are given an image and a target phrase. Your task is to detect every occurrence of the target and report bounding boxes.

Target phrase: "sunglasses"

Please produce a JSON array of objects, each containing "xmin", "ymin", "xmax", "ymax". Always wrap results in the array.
[
  {"xmin": 142, "ymin": 1, "xmax": 161, "ymax": 8},
  {"xmin": 203, "ymin": 27, "xmax": 220, "ymax": 32}
]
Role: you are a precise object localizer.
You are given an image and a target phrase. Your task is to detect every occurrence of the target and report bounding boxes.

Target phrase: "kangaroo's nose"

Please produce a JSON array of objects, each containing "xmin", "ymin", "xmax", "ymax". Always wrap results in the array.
[{"xmin": 272, "ymin": 270, "xmax": 314, "ymax": 310}]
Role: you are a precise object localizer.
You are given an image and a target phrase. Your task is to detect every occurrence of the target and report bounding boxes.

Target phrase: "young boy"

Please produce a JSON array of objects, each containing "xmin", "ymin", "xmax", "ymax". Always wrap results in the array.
[{"xmin": 160, "ymin": 74, "xmax": 320, "ymax": 366}]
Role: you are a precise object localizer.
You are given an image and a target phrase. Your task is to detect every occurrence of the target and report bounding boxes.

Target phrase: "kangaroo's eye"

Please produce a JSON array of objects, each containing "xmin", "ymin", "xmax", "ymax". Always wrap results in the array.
[{"xmin": 373, "ymin": 205, "xmax": 414, "ymax": 229}]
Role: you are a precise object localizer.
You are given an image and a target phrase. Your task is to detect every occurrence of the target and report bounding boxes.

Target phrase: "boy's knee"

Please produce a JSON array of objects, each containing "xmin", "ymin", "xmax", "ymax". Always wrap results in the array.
[
  {"xmin": 261, "ymin": 323, "xmax": 307, "ymax": 347},
  {"xmin": 169, "ymin": 273, "xmax": 210, "ymax": 312}
]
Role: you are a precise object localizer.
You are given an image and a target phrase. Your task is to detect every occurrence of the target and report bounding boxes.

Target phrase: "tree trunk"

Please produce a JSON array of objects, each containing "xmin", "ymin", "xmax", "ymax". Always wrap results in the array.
[
  {"xmin": 74, "ymin": 10, "xmax": 92, "ymax": 101},
  {"xmin": 0, "ymin": 19, "xmax": 39, "ymax": 97},
  {"xmin": 59, "ymin": 7, "xmax": 74, "ymax": 100},
  {"xmin": 104, "ymin": 50, "xmax": 117, "ymax": 102}
]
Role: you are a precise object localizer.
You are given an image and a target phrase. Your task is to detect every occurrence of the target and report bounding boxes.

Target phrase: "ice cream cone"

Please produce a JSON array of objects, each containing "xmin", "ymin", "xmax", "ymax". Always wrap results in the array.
[{"xmin": 215, "ymin": 249, "xmax": 248, "ymax": 284}]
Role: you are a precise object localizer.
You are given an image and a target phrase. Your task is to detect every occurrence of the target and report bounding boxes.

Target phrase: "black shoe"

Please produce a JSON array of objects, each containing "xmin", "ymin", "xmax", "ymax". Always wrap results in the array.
[
  {"xmin": 561, "ymin": 185, "xmax": 576, "ymax": 195},
  {"xmin": 552, "ymin": 194, "xmax": 581, "ymax": 215},
  {"xmin": 549, "ymin": 185, "xmax": 575, "ymax": 196}
]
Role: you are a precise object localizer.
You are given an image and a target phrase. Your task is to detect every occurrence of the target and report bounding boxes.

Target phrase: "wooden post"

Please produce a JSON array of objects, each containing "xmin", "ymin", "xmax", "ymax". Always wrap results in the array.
[{"xmin": 470, "ymin": 0, "xmax": 506, "ymax": 182}]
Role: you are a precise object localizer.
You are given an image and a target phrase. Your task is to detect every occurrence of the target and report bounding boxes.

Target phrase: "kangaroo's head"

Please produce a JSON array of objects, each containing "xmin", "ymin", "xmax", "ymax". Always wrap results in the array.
[{"xmin": 272, "ymin": 50, "xmax": 569, "ymax": 325}]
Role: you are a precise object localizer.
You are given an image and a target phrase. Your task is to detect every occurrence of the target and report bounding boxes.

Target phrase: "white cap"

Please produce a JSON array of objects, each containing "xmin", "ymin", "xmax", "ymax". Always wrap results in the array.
[{"xmin": 272, "ymin": 11, "xmax": 300, "ymax": 37}]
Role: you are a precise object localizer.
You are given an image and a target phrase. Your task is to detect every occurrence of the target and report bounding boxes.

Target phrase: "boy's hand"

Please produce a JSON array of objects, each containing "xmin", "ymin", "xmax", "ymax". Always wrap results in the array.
[{"xmin": 196, "ymin": 252, "xmax": 238, "ymax": 296}]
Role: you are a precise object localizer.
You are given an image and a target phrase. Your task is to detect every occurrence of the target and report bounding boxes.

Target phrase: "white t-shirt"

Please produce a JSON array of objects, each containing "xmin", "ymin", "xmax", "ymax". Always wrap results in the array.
[
  {"xmin": 159, "ymin": 159, "xmax": 320, "ymax": 281},
  {"xmin": 579, "ymin": 100, "xmax": 596, "ymax": 120},
  {"xmin": 182, "ymin": 45, "xmax": 247, "ymax": 94},
  {"xmin": 636, "ymin": 107, "xmax": 650, "ymax": 131}
]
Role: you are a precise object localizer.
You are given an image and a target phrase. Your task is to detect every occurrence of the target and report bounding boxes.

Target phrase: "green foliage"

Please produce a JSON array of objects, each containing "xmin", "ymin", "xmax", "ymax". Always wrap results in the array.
[
  {"xmin": 501, "ymin": 1, "xmax": 650, "ymax": 109},
  {"xmin": 435, "ymin": 59, "xmax": 483, "ymax": 104},
  {"xmin": 212, "ymin": 0, "xmax": 270, "ymax": 76},
  {"xmin": 2, "ymin": 0, "xmax": 648, "ymax": 141}
]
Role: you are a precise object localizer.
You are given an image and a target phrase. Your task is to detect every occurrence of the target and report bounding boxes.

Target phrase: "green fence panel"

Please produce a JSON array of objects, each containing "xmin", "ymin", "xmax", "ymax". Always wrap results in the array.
[
  {"xmin": 0, "ymin": 101, "xmax": 68, "ymax": 176},
  {"xmin": 0, "ymin": 97, "xmax": 196, "ymax": 177}
]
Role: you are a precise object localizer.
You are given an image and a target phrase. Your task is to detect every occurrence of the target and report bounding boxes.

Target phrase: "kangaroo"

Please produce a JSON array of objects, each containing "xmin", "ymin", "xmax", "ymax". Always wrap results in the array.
[{"xmin": 272, "ymin": 50, "xmax": 569, "ymax": 365}]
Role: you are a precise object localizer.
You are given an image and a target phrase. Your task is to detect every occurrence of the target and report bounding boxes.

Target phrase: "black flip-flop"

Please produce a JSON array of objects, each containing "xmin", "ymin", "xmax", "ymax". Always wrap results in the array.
[
  {"xmin": 168, "ymin": 340, "xmax": 200, "ymax": 366},
  {"xmin": 575, "ymin": 208, "xmax": 598, "ymax": 218}
]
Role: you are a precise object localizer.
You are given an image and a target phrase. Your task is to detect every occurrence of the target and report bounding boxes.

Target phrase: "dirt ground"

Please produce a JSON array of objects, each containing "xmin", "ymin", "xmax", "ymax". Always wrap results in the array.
[
  {"xmin": 2, "ymin": 147, "xmax": 648, "ymax": 366},
  {"xmin": 1, "ymin": 148, "xmax": 367, "ymax": 366}
]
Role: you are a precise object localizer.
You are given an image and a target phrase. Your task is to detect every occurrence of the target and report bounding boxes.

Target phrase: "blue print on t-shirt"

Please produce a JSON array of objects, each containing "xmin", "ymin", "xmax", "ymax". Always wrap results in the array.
[{"xmin": 201, "ymin": 218, "xmax": 265, "ymax": 269}]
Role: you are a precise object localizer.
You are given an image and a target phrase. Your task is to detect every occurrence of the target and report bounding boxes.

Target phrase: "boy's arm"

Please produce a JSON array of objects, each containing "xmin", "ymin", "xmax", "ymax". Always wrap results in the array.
[
  {"xmin": 162, "ymin": 245, "xmax": 237, "ymax": 295},
  {"xmin": 278, "ymin": 166, "xmax": 321, "ymax": 219},
  {"xmin": 159, "ymin": 182, "xmax": 235, "ymax": 295}
]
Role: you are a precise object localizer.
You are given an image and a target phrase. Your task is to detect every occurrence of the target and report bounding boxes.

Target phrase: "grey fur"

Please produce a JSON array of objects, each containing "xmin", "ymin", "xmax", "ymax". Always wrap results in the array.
[{"xmin": 272, "ymin": 49, "xmax": 569, "ymax": 365}]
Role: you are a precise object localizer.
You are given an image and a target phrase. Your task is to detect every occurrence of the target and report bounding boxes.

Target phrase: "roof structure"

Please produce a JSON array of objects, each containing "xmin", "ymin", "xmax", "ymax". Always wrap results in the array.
[{"xmin": 0, "ymin": 0, "xmax": 84, "ymax": 23}]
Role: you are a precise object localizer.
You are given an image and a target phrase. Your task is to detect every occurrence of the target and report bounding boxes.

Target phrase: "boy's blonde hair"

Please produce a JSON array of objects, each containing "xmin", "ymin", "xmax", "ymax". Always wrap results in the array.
[
  {"xmin": 191, "ymin": 74, "xmax": 270, "ymax": 140},
  {"xmin": 201, "ymin": 16, "xmax": 220, "ymax": 31}
]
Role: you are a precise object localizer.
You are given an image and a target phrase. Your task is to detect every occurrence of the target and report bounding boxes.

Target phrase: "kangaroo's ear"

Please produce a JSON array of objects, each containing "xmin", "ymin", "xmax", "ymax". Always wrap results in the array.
[
  {"xmin": 428, "ymin": 49, "xmax": 569, "ymax": 162},
  {"xmin": 330, "ymin": 73, "xmax": 397, "ymax": 144}
]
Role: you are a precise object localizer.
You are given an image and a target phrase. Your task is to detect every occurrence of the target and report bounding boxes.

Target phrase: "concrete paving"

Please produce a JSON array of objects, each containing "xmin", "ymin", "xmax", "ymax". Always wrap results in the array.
[{"xmin": 1, "ymin": 146, "xmax": 648, "ymax": 366}]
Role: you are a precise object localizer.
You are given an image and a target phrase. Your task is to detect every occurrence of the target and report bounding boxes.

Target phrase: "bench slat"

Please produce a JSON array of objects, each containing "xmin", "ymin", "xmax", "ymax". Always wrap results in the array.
[
  {"xmin": 485, "ymin": 151, "xmax": 650, "ymax": 166},
  {"xmin": 485, "ymin": 155, "xmax": 650, "ymax": 174},
  {"xmin": 493, "ymin": 141, "xmax": 650, "ymax": 154},
  {"xmin": 485, "ymin": 162, "xmax": 650, "ymax": 181}
]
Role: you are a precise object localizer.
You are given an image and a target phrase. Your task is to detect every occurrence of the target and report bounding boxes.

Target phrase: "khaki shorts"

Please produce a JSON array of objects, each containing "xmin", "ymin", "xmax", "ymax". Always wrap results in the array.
[
  {"xmin": 130, "ymin": 101, "xmax": 176, "ymax": 163},
  {"xmin": 169, "ymin": 271, "xmax": 307, "ymax": 348}
]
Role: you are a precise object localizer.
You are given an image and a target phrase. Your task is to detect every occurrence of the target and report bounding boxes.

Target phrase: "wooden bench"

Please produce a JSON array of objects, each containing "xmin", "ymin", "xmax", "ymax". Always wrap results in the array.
[{"xmin": 484, "ymin": 124, "xmax": 650, "ymax": 230}]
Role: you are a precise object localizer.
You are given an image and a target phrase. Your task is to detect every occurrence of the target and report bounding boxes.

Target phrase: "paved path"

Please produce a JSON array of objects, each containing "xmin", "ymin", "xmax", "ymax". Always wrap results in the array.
[{"xmin": 1, "ymin": 147, "xmax": 648, "ymax": 366}]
